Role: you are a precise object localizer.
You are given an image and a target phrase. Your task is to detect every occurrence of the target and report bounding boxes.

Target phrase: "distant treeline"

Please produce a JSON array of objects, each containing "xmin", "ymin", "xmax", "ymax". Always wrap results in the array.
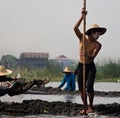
[
  {"xmin": 1, "ymin": 55, "xmax": 120, "ymax": 82},
  {"xmin": 96, "ymin": 59, "xmax": 120, "ymax": 81}
]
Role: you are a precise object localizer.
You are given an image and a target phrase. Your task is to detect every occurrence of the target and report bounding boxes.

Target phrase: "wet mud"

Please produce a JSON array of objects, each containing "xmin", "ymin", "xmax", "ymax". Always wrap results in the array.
[
  {"xmin": 0, "ymin": 86, "xmax": 120, "ymax": 117},
  {"xmin": 0, "ymin": 100, "xmax": 120, "ymax": 117},
  {"xmin": 30, "ymin": 86, "xmax": 120, "ymax": 97}
]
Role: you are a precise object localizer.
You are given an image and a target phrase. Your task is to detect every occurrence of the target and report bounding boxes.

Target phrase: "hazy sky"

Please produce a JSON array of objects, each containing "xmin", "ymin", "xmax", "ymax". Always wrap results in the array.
[{"xmin": 0, "ymin": 0, "xmax": 120, "ymax": 62}]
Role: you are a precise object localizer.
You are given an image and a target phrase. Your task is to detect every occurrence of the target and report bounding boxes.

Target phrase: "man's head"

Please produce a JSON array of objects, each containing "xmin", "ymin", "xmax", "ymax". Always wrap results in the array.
[
  {"xmin": 86, "ymin": 24, "xmax": 107, "ymax": 37},
  {"xmin": 91, "ymin": 31, "xmax": 101, "ymax": 40},
  {"xmin": 0, "ymin": 65, "xmax": 12, "ymax": 76},
  {"xmin": 61, "ymin": 67, "xmax": 73, "ymax": 75}
]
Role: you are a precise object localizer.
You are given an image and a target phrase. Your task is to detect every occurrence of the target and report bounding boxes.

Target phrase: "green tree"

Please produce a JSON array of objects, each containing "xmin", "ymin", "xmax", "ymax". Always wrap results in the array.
[{"xmin": 1, "ymin": 55, "xmax": 17, "ymax": 69}]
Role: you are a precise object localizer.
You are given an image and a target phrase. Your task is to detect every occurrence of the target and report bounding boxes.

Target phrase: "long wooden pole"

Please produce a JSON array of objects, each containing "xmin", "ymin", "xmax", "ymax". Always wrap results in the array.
[{"xmin": 83, "ymin": 0, "xmax": 87, "ymax": 115}]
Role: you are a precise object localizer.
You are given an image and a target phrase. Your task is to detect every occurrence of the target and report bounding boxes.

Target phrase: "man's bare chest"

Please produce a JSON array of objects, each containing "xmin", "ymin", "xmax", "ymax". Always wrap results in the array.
[{"xmin": 80, "ymin": 41, "xmax": 97, "ymax": 51}]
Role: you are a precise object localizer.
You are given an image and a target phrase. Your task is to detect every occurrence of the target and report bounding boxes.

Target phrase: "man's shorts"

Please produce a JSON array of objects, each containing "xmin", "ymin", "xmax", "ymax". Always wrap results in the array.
[{"xmin": 76, "ymin": 62, "xmax": 96, "ymax": 93}]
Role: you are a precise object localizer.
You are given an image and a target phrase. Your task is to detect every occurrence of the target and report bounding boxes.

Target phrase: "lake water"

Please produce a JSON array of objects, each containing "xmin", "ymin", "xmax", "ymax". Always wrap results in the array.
[
  {"xmin": 0, "ymin": 82, "xmax": 120, "ymax": 118},
  {"xmin": 46, "ymin": 82, "xmax": 120, "ymax": 92},
  {"xmin": 0, "ymin": 82, "xmax": 120, "ymax": 104}
]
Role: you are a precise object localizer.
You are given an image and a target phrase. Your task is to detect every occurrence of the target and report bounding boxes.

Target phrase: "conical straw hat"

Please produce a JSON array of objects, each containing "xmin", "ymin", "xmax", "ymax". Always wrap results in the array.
[
  {"xmin": 61, "ymin": 67, "xmax": 73, "ymax": 73},
  {"xmin": 86, "ymin": 24, "xmax": 106, "ymax": 36},
  {"xmin": 0, "ymin": 66, "xmax": 12, "ymax": 76}
]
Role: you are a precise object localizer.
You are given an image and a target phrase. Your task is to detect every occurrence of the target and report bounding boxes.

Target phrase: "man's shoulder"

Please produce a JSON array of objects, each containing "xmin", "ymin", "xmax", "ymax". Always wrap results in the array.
[
  {"xmin": 96, "ymin": 41, "xmax": 102, "ymax": 47},
  {"xmin": 93, "ymin": 41, "xmax": 102, "ymax": 47}
]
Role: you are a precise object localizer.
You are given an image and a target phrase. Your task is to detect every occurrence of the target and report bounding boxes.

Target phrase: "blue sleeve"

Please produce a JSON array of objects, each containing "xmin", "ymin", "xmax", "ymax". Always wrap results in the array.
[
  {"xmin": 72, "ymin": 74, "xmax": 76, "ymax": 90},
  {"xmin": 59, "ymin": 77, "xmax": 66, "ymax": 88}
]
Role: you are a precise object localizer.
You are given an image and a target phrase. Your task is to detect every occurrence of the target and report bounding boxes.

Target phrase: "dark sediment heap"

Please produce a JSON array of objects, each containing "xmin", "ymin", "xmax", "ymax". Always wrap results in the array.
[
  {"xmin": 0, "ymin": 86, "xmax": 120, "ymax": 117},
  {"xmin": 29, "ymin": 86, "xmax": 120, "ymax": 97},
  {"xmin": 0, "ymin": 100, "xmax": 120, "ymax": 117}
]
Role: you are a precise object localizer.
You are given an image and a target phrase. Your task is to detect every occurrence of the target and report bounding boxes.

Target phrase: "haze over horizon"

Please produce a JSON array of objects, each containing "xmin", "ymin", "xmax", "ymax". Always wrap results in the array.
[{"xmin": 0, "ymin": 0, "xmax": 120, "ymax": 62}]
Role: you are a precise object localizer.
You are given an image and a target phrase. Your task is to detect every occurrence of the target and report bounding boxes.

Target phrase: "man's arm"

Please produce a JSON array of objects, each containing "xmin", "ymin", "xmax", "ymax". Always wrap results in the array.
[
  {"xmin": 72, "ymin": 74, "xmax": 76, "ymax": 90},
  {"xmin": 88, "ymin": 43, "xmax": 102, "ymax": 59},
  {"xmin": 58, "ymin": 77, "xmax": 66, "ymax": 88},
  {"xmin": 73, "ymin": 8, "xmax": 87, "ymax": 40}
]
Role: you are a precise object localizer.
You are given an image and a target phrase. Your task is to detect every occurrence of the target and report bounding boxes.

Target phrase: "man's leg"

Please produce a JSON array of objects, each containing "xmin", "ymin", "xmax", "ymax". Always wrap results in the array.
[
  {"xmin": 77, "ymin": 63, "xmax": 88, "ymax": 114},
  {"xmin": 80, "ymin": 90, "xmax": 88, "ymax": 113},
  {"xmin": 86, "ymin": 71, "xmax": 96, "ymax": 113},
  {"xmin": 78, "ymin": 76, "xmax": 88, "ymax": 114},
  {"xmin": 80, "ymin": 91, "xmax": 87, "ymax": 105},
  {"xmin": 87, "ymin": 92, "xmax": 94, "ymax": 113}
]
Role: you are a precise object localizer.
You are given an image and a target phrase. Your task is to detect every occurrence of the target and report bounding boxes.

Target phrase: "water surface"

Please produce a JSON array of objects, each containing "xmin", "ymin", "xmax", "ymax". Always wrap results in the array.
[{"xmin": 0, "ymin": 82, "xmax": 119, "ymax": 104}]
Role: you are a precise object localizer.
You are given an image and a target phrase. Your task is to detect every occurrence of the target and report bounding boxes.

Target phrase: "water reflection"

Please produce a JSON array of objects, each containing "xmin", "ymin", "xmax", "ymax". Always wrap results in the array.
[
  {"xmin": 64, "ymin": 95, "xmax": 75, "ymax": 103},
  {"xmin": 46, "ymin": 82, "xmax": 120, "ymax": 92},
  {"xmin": 0, "ymin": 82, "xmax": 120, "ymax": 104},
  {"xmin": 0, "ymin": 94, "xmax": 119, "ymax": 104}
]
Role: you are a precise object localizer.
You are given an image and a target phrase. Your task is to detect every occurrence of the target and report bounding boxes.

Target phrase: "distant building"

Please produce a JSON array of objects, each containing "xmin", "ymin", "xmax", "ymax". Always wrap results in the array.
[
  {"xmin": 17, "ymin": 52, "xmax": 49, "ymax": 68},
  {"xmin": 50, "ymin": 55, "xmax": 75, "ymax": 68}
]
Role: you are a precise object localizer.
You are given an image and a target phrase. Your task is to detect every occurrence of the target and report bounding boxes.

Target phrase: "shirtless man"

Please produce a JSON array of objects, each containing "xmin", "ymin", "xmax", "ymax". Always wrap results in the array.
[{"xmin": 73, "ymin": 8, "xmax": 106, "ymax": 114}]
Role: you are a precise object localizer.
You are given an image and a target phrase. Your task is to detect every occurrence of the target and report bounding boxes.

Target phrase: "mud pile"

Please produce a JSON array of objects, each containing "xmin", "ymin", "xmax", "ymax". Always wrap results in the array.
[
  {"xmin": 0, "ymin": 100, "xmax": 119, "ymax": 117},
  {"xmin": 29, "ymin": 86, "xmax": 120, "ymax": 97},
  {"xmin": 0, "ymin": 86, "xmax": 120, "ymax": 117}
]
